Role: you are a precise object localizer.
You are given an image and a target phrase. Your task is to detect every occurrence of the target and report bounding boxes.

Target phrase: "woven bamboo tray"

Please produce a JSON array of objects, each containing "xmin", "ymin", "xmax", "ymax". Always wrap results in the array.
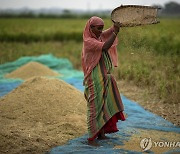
[{"xmin": 111, "ymin": 5, "xmax": 160, "ymax": 27}]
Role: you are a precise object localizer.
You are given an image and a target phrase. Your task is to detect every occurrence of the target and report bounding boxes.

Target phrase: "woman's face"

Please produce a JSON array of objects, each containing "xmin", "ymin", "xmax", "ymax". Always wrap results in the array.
[{"xmin": 91, "ymin": 25, "xmax": 104, "ymax": 38}]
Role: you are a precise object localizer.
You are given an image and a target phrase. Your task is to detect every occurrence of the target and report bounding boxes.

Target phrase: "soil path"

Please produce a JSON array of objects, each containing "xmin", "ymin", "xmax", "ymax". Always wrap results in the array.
[{"xmin": 117, "ymin": 80, "xmax": 179, "ymax": 126}]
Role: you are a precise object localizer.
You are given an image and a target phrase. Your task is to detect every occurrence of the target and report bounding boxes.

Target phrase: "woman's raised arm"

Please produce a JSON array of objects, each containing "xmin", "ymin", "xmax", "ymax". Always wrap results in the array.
[{"xmin": 102, "ymin": 22, "xmax": 121, "ymax": 52}]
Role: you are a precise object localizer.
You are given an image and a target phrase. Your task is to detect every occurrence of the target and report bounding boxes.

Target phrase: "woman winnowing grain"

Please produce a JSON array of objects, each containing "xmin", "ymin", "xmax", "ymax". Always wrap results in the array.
[{"xmin": 81, "ymin": 16, "xmax": 126, "ymax": 146}]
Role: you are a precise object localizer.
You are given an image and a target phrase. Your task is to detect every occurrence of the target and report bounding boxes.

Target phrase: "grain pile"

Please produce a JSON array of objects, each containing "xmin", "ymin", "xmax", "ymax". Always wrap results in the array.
[
  {"xmin": 114, "ymin": 128, "xmax": 180, "ymax": 153},
  {"xmin": 0, "ymin": 77, "xmax": 87, "ymax": 154},
  {"xmin": 5, "ymin": 62, "xmax": 59, "ymax": 80}
]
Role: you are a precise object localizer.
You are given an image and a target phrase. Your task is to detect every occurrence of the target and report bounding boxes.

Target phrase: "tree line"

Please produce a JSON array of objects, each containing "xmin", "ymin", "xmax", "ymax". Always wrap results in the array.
[{"xmin": 0, "ymin": 1, "xmax": 179, "ymax": 18}]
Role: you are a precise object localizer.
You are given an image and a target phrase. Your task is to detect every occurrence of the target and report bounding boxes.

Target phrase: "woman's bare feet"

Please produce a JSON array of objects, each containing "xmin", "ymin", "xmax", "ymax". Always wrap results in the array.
[
  {"xmin": 88, "ymin": 140, "xmax": 100, "ymax": 146},
  {"xmin": 97, "ymin": 129, "xmax": 110, "ymax": 140},
  {"xmin": 97, "ymin": 134, "xmax": 110, "ymax": 140}
]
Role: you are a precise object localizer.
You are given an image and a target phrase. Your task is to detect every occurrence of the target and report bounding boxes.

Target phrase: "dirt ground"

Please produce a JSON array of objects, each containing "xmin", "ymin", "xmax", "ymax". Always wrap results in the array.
[{"xmin": 117, "ymin": 80, "xmax": 180, "ymax": 126}]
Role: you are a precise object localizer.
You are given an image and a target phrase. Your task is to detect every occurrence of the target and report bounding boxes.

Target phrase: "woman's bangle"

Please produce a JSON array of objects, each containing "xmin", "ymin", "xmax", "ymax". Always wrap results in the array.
[{"xmin": 113, "ymin": 31, "xmax": 117, "ymax": 36}]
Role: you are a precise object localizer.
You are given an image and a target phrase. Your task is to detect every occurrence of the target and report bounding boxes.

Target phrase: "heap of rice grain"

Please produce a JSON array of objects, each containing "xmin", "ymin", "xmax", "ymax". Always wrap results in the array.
[
  {"xmin": 0, "ymin": 77, "xmax": 87, "ymax": 154},
  {"xmin": 5, "ymin": 61, "xmax": 59, "ymax": 80}
]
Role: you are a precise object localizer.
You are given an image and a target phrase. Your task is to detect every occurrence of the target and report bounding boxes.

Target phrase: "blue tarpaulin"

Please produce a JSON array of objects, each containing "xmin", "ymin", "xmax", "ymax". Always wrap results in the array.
[
  {"xmin": 0, "ymin": 54, "xmax": 179, "ymax": 154},
  {"xmin": 0, "ymin": 54, "xmax": 83, "ymax": 97}
]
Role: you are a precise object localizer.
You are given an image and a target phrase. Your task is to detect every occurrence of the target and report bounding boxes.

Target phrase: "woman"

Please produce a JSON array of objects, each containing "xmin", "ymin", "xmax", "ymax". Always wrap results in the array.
[{"xmin": 82, "ymin": 16, "xmax": 126, "ymax": 146}]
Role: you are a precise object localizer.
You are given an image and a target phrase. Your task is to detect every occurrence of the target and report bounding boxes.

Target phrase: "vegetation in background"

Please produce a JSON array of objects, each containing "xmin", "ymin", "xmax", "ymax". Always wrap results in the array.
[
  {"xmin": 0, "ymin": 1, "xmax": 179, "ymax": 18},
  {"xmin": 0, "ymin": 18, "xmax": 179, "ymax": 104}
]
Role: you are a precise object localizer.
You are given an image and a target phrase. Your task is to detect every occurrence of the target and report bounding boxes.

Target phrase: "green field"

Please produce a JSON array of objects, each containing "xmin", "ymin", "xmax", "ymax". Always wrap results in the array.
[{"xmin": 0, "ymin": 17, "xmax": 179, "ymax": 104}]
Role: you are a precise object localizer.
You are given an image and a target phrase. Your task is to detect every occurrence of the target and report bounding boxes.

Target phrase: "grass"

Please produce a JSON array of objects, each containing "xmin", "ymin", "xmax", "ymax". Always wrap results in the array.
[
  {"xmin": 116, "ymin": 47, "xmax": 179, "ymax": 104},
  {"xmin": 0, "ymin": 41, "xmax": 83, "ymax": 69},
  {"xmin": 0, "ymin": 17, "xmax": 179, "ymax": 104},
  {"xmin": 0, "ymin": 18, "xmax": 85, "ymax": 42}
]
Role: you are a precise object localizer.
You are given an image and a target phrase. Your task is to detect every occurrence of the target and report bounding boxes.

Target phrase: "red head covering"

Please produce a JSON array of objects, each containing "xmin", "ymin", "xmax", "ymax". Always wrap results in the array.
[{"xmin": 82, "ymin": 16, "xmax": 118, "ymax": 80}]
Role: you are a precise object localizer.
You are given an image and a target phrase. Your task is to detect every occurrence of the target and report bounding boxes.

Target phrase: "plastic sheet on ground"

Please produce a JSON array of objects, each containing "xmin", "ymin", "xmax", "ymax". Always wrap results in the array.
[
  {"xmin": 0, "ymin": 54, "xmax": 83, "ymax": 97},
  {"xmin": 0, "ymin": 54, "xmax": 179, "ymax": 154},
  {"xmin": 49, "ymin": 92, "xmax": 180, "ymax": 154}
]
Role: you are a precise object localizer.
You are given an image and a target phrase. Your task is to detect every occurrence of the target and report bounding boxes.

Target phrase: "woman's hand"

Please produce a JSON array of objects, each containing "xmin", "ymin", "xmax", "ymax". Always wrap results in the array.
[{"xmin": 113, "ymin": 22, "xmax": 122, "ymax": 34}]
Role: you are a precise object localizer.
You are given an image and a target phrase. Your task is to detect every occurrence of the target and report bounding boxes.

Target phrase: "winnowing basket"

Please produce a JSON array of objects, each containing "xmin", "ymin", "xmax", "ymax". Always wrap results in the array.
[{"xmin": 111, "ymin": 5, "xmax": 160, "ymax": 27}]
